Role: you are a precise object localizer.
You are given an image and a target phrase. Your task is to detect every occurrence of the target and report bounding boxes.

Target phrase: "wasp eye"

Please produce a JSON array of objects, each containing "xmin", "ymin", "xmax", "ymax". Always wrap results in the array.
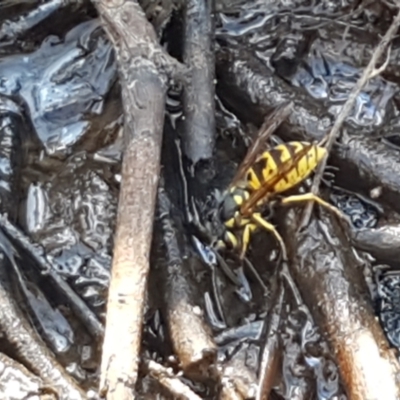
[{"xmin": 219, "ymin": 196, "xmax": 238, "ymax": 221}]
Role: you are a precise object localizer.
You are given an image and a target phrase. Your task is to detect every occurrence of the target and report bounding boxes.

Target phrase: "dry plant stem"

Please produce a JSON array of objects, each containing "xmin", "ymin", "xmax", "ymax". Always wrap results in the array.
[
  {"xmin": 143, "ymin": 359, "xmax": 202, "ymax": 400},
  {"xmin": 183, "ymin": 0, "xmax": 215, "ymax": 165},
  {"xmin": 0, "ymin": 352, "xmax": 57, "ymax": 400},
  {"xmin": 284, "ymin": 210, "xmax": 400, "ymax": 400},
  {"xmin": 0, "ymin": 215, "xmax": 103, "ymax": 339},
  {"xmin": 0, "ymin": 262, "xmax": 85, "ymax": 400},
  {"xmin": 301, "ymin": 9, "xmax": 400, "ymax": 226},
  {"xmin": 93, "ymin": 1, "xmax": 184, "ymax": 397},
  {"xmin": 157, "ymin": 182, "xmax": 217, "ymax": 377}
]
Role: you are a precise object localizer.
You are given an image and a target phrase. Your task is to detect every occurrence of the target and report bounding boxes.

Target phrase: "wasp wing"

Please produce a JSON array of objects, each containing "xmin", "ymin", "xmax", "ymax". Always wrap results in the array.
[
  {"xmin": 239, "ymin": 143, "xmax": 316, "ymax": 215},
  {"xmin": 229, "ymin": 102, "xmax": 293, "ymax": 188}
]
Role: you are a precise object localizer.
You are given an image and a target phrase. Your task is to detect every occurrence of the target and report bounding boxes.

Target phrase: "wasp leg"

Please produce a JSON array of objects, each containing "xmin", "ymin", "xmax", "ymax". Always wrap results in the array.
[
  {"xmin": 279, "ymin": 193, "xmax": 343, "ymax": 219},
  {"xmin": 240, "ymin": 223, "xmax": 257, "ymax": 260},
  {"xmin": 250, "ymin": 213, "xmax": 288, "ymax": 261}
]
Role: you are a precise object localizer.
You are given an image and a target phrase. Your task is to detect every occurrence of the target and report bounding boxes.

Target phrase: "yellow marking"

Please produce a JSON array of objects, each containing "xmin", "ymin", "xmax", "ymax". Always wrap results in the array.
[
  {"xmin": 243, "ymin": 191, "xmax": 250, "ymax": 200},
  {"xmin": 247, "ymin": 169, "xmax": 261, "ymax": 190},
  {"xmin": 252, "ymin": 142, "xmax": 303, "ymax": 191},
  {"xmin": 225, "ymin": 231, "xmax": 238, "ymax": 248},
  {"xmin": 258, "ymin": 151, "xmax": 278, "ymax": 182},
  {"xmin": 233, "ymin": 195, "xmax": 243, "ymax": 206},
  {"xmin": 225, "ymin": 218, "xmax": 235, "ymax": 229},
  {"xmin": 279, "ymin": 192, "xmax": 343, "ymax": 220},
  {"xmin": 272, "ymin": 144, "xmax": 326, "ymax": 194}
]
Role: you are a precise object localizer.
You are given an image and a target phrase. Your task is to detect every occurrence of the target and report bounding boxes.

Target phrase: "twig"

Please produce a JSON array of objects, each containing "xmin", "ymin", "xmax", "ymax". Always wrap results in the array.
[
  {"xmin": 182, "ymin": 0, "xmax": 216, "ymax": 166},
  {"xmin": 300, "ymin": 9, "xmax": 400, "ymax": 227},
  {"xmin": 256, "ymin": 281, "xmax": 284, "ymax": 400},
  {"xmin": 143, "ymin": 359, "xmax": 203, "ymax": 400},
  {"xmin": 93, "ymin": 1, "xmax": 186, "ymax": 398},
  {"xmin": 157, "ymin": 178, "xmax": 217, "ymax": 377},
  {"xmin": 0, "ymin": 258, "xmax": 86, "ymax": 400},
  {"xmin": 0, "ymin": 214, "xmax": 103, "ymax": 339}
]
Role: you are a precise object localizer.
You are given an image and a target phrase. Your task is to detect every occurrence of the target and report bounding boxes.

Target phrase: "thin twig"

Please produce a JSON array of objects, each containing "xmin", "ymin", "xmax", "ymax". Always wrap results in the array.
[{"xmin": 300, "ymin": 9, "xmax": 400, "ymax": 227}]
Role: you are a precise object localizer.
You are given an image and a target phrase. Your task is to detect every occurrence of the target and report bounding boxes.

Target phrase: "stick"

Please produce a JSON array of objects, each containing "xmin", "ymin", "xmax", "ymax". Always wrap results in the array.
[
  {"xmin": 0, "ymin": 215, "xmax": 103, "ymax": 339},
  {"xmin": 283, "ymin": 209, "xmax": 400, "ymax": 400},
  {"xmin": 143, "ymin": 359, "xmax": 203, "ymax": 400},
  {"xmin": 256, "ymin": 282, "xmax": 284, "ymax": 400},
  {"xmin": 0, "ymin": 260, "xmax": 86, "ymax": 400},
  {"xmin": 351, "ymin": 224, "xmax": 400, "ymax": 264},
  {"xmin": 300, "ymin": 9, "xmax": 400, "ymax": 226},
  {"xmin": 157, "ymin": 179, "xmax": 217, "ymax": 377},
  {"xmin": 182, "ymin": 0, "xmax": 216, "ymax": 166},
  {"xmin": 93, "ymin": 1, "xmax": 186, "ymax": 398}
]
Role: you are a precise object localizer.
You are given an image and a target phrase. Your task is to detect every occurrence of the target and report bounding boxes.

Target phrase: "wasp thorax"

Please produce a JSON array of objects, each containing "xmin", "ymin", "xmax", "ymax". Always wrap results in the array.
[{"xmin": 219, "ymin": 187, "xmax": 250, "ymax": 222}]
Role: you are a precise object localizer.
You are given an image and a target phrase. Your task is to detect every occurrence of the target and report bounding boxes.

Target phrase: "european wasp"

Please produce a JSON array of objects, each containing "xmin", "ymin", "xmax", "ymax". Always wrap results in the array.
[{"xmin": 210, "ymin": 102, "xmax": 342, "ymax": 260}]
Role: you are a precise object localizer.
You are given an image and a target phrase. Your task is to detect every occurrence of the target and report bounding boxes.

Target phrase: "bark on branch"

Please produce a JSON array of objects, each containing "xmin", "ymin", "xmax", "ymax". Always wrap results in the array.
[
  {"xmin": 283, "ymin": 210, "xmax": 400, "ymax": 400},
  {"xmin": 93, "ymin": 1, "xmax": 186, "ymax": 398}
]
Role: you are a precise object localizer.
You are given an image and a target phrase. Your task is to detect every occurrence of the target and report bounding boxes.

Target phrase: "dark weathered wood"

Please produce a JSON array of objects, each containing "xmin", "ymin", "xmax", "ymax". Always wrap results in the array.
[
  {"xmin": 0, "ymin": 215, "xmax": 103, "ymax": 339},
  {"xmin": 351, "ymin": 224, "xmax": 400, "ymax": 264},
  {"xmin": 93, "ymin": 1, "xmax": 186, "ymax": 398},
  {"xmin": 0, "ymin": 260, "xmax": 86, "ymax": 400},
  {"xmin": 157, "ymin": 180, "xmax": 217, "ymax": 377},
  {"xmin": 256, "ymin": 283, "xmax": 284, "ymax": 400},
  {"xmin": 182, "ymin": 0, "xmax": 215, "ymax": 165},
  {"xmin": 283, "ymin": 210, "xmax": 400, "ymax": 400}
]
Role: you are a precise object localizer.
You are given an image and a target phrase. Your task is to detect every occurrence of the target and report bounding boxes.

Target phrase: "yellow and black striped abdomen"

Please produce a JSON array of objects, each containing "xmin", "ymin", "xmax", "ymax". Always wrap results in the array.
[{"xmin": 245, "ymin": 142, "xmax": 326, "ymax": 194}]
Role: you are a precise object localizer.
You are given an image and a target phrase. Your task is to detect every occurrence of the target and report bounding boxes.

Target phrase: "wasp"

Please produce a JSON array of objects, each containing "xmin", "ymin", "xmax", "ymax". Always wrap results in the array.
[{"xmin": 211, "ymin": 102, "xmax": 341, "ymax": 261}]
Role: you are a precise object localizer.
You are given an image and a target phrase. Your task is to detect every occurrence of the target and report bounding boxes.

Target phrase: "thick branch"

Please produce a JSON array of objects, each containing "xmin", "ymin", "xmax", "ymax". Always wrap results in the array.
[
  {"xmin": 93, "ymin": 1, "xmax": 179, "ymax": 398},
  {"xmin": 283, "ymin": 210, "xmax": 400, "ymax": 400}
]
